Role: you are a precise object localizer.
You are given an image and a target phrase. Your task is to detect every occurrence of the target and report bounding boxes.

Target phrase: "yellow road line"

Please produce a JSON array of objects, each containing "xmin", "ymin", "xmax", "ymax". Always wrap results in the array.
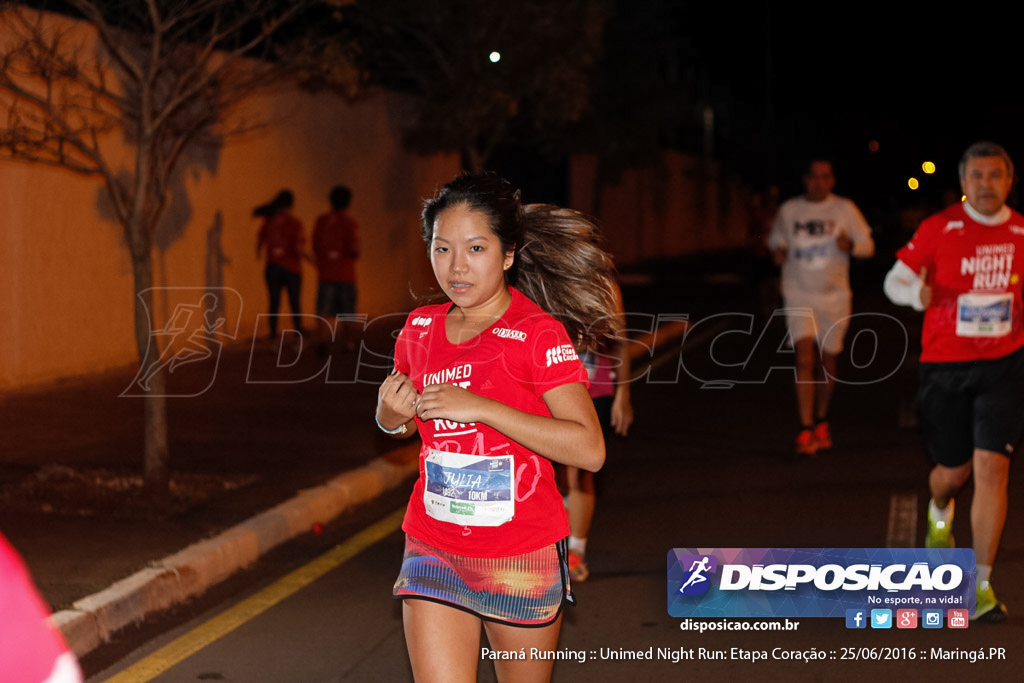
[{"xmin": 102, "ymin": 508, "xmax": 405, "ymax": 683}]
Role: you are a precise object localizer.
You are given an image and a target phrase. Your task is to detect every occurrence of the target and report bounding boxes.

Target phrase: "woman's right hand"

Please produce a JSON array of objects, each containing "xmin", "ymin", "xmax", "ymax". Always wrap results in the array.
[{"xmin": 376, "ymin": 370, "xmax": 419, "ymax": 433}]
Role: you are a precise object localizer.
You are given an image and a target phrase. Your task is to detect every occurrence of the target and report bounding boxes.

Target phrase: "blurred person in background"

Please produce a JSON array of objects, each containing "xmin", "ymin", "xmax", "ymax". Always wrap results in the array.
[
  {"xmin": 767, "ymin": 159, "xmax": 875, "ymax": 455},
  {"xmin": 255, "ymin": 189, "xmax": 305, "ymax": 347},
  {"xmin": 312, "ymin": 185, "xmax": 360, "ymax": 354},
  {"xmin": 565, "ymin": 280, "xmax": 634, "ymax": 582}
]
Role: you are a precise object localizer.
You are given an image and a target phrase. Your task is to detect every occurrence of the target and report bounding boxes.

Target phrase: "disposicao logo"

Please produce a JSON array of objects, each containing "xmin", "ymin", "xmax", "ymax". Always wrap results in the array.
[
  {"xmin": 676, "ymin": 555, "xmax": 718, "ymax": 595},
  {"xmin": 667, "ymin": 548, "xmax": 976, "ymax": 618}
]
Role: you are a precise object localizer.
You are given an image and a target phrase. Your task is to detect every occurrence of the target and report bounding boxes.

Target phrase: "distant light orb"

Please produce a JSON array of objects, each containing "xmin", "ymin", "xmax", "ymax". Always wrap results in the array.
[
  {"xmin": 868, "ymin": 139, "xmax": 880, "ymax": 153},
  {"xmin": 908, "ymin": 177, "xmax": 920, "ymax": 190},
  {"xmin": 489, "ymin": 51, "xmax": 501, "ymax": 63},
  {"xmin": 922, "ymin": 161, "xmax": 936, "ymax": 174}
]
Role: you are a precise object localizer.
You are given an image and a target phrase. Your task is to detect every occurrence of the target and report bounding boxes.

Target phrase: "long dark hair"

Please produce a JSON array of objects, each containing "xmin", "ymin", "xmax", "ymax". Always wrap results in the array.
[
  {"xmin": 421, "ymin": 172, "xmax": 620, "ymax": 348},
  {"xmin": 253, "ymin": 189, "xmax": 294, "ymax": 218}
]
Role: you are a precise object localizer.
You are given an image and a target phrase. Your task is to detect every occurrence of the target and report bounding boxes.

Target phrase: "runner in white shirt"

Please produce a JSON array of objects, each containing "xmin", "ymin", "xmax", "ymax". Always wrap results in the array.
[{"xmin": 767, "ymin": 159, "xmax": 875, "ymax": 455}]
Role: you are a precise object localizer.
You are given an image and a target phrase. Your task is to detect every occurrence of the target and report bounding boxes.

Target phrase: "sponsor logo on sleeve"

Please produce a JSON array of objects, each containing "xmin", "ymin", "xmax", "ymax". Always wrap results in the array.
[{"xmin": 545, "ymin": 344, "xmax": 579, "ymax": 367}]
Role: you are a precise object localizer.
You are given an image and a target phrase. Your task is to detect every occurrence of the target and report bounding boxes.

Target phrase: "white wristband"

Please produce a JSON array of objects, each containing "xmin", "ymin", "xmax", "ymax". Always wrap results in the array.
[{"xmin": 375, "ymin": 414, "xmax": 408, "ymax": 435}]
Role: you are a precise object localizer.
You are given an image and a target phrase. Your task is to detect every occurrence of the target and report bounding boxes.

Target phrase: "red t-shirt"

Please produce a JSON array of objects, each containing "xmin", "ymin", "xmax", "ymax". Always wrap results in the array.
[
  {"xmin": 896, "ymin": 202, "xmax": 1024, "ymax": 362},
  {"xmin": 1, "ymin": 534, "xmax": 80, "ymax": 683},
  {"xmin": 312, "ymin": 210, "xmax": 359, "ymax": 282},
  {"xmin": 258, "ymin": 212, "xmax": 304, "ymax": 274},
  {"xmin": 394, "ymin": 287, "xmax": 586, "ymax": 557}
]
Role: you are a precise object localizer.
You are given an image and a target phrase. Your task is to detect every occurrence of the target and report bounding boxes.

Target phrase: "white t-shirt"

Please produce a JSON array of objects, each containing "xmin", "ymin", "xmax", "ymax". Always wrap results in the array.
[{"xmin": 767, "ymin": 193, "xmax": 874, "ymax": 300}]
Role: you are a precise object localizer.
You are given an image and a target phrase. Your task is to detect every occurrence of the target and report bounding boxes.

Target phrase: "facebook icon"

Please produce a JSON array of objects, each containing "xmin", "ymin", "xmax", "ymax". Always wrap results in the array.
[{"xmin": 845, "ymin": 609, "xmax": 866, "ymax": 629}]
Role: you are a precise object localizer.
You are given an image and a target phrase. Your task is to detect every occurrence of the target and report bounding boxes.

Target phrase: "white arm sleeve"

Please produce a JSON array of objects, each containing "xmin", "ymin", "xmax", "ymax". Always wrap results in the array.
[
  {"xmin": 43, "ymin": 652, "xmax": 83, "ymax": 683},
  {"xmin": 883, "ymin": 260, "xmax": 925, "ymax": 311}
]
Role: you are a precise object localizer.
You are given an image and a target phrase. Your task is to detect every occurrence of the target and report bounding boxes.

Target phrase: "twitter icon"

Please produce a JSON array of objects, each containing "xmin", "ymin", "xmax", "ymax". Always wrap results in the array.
[{"xmin": 870, "ymin": 609, "xmax": 892, "ymax": 629}]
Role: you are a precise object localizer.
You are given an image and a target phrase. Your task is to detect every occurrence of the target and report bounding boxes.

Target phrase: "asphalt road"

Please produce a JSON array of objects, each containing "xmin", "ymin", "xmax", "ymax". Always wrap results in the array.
[{"xmin": 86, "ymin": 255, "xmax": 1024, "ymax": 681}]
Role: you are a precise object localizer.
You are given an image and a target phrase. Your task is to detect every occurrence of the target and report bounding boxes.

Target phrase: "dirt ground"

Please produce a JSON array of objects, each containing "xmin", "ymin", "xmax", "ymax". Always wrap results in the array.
[{"xmin": 0, "ymin": 339, "xmax": 398, "ymax": 610}]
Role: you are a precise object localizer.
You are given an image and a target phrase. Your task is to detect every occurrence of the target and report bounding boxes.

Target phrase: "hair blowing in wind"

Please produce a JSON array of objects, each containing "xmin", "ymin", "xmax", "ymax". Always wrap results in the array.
[{"xmin": 422, "ymin": 172, "xmax": 621, "ymax": 349}]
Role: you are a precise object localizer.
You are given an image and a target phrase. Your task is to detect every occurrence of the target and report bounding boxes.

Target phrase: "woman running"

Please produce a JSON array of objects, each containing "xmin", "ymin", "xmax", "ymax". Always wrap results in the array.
[{"xmin": 376, "ymin": 172, "xmax": 620, "ymax": 681}]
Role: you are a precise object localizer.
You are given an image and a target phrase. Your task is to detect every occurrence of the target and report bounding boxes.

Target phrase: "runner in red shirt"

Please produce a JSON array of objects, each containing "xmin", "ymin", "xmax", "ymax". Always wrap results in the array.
[
  {"xmin": 376, "ymin": 172, "xmax": 620, "ymax": 681},
  {"xmin": 254, "ymin": 189, "xmax": 305, "ymax": 344},
  {"xmin": 312, "ymin": 185, "xmax": 359, "ymax": 353},
  {"xmin": 564, "ymin": 280, "xmax": 634, "ymax": 582},
  {"xmin": 884, "ymin": 141, "xmax": 1024, "ymax": 623}
]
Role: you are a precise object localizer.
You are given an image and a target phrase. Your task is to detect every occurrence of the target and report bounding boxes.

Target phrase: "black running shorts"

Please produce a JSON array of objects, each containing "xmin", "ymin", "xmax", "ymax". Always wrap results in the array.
[{"xmin": 917, "ymin": 345, "xmax": 1024, "ymax": 467}]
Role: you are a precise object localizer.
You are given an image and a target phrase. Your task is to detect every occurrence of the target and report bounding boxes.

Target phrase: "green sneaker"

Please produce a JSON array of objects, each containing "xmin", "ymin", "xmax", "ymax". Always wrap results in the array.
[
  {"xmin": 925, "ymin": 501, "xmax": 955, "ymax": 548},
  {"xmin": 973, "ymin": 582, "xmax": 1007, "ymax": 623}
]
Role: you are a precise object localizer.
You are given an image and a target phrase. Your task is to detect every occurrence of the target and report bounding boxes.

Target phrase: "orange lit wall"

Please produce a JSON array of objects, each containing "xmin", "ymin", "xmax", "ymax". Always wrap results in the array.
[
  {"xmin": 1, "ymin": 15, "xmax": 749, "ymax": 393},
  {"xmin": 0, "ymin": 73, "xmax": 458, "ymax": 389}
]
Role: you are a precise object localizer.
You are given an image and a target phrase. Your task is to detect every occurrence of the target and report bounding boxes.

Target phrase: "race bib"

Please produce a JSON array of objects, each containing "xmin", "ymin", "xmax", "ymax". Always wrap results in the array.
[
  {"xmin": 791, "ymin": 238, "xmax": 833, "ymax": 270},
  {"xmin": 424, "ymin": 449, "xmax": 514, "ymax": 527},
  {"xmin": 956, "ymin": 292, "xmax": 1013, "ymax": 337}
]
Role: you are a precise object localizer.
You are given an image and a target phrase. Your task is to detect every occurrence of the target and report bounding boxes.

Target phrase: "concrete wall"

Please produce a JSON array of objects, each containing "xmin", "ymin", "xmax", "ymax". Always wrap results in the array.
[
  {"xmin": 1, "ymin": 12, "xmax": 751, "ymax": 391},
  {"xmin": 0, "ymin": 31, "xmax": 458, "ymax": 389},
  {"xmin": 569, "ymin": 152, "xmax": 751, "ymax": 265}
]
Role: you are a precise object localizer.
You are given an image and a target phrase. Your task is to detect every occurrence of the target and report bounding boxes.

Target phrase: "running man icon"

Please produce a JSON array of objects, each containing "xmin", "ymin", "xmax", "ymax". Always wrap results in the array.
[
  {"xmin": 136, "ymin": 295, "xmax": 225, "ymax": 391},
  {"xmin": 679, "ymin": 556, "xmax": 712, "ymax": 594},
  {"xmin": 122, "ymin": 287, "xmax": 242, "ymax": 398}
]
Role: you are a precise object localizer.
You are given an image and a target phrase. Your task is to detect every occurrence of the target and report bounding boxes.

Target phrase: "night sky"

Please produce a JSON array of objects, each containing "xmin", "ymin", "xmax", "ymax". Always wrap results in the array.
[{"xmin": 681, "ymin": 2, "xmax": 1023, "ymax": 212}]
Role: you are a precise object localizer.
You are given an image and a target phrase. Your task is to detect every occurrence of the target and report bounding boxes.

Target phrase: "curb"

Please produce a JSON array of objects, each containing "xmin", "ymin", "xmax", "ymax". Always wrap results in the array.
[
  {"xmin": 51, "ymin": 444, "xmax": 419, "ymax": 658},
  {"xmin": 49, "ymin": 321, "xmax": 694, "ymax": 659}
]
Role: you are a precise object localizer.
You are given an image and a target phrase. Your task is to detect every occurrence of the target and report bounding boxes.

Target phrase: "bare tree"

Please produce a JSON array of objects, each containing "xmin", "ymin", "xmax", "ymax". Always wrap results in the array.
[{"xmin": 0, "ymin": 0, "xmax": 307, "ymax": 502}]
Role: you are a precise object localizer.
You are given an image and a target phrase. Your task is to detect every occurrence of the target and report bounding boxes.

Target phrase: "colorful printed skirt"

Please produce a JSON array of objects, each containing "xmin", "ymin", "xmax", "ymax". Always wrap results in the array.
[{"xmin": 393, "ymin": 534, "xmax": 575, "ymax": 627}]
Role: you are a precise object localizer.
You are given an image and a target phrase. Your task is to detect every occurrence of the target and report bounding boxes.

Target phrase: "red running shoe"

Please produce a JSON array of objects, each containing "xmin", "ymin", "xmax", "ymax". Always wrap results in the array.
[
  {"xmin": 795, "ymin": 428, "xmax": 818, "ymax": 456},
  {"xmin": 813, "ymin": 421, "xmax": 832, "ymax": 450}
]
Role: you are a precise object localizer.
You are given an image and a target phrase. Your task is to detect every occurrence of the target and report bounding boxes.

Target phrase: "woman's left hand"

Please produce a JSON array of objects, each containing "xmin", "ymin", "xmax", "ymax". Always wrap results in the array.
[
  {"xmin": 610, "ymin": 392, "xmax": 634, "ymax": 436},
  {"xmin": 416, "ymin": 383, "xmax": 489, "ymax": 425},
  {"xmin": 836, "ymin": 231, "xmax": 853, "ymax": 253}
]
